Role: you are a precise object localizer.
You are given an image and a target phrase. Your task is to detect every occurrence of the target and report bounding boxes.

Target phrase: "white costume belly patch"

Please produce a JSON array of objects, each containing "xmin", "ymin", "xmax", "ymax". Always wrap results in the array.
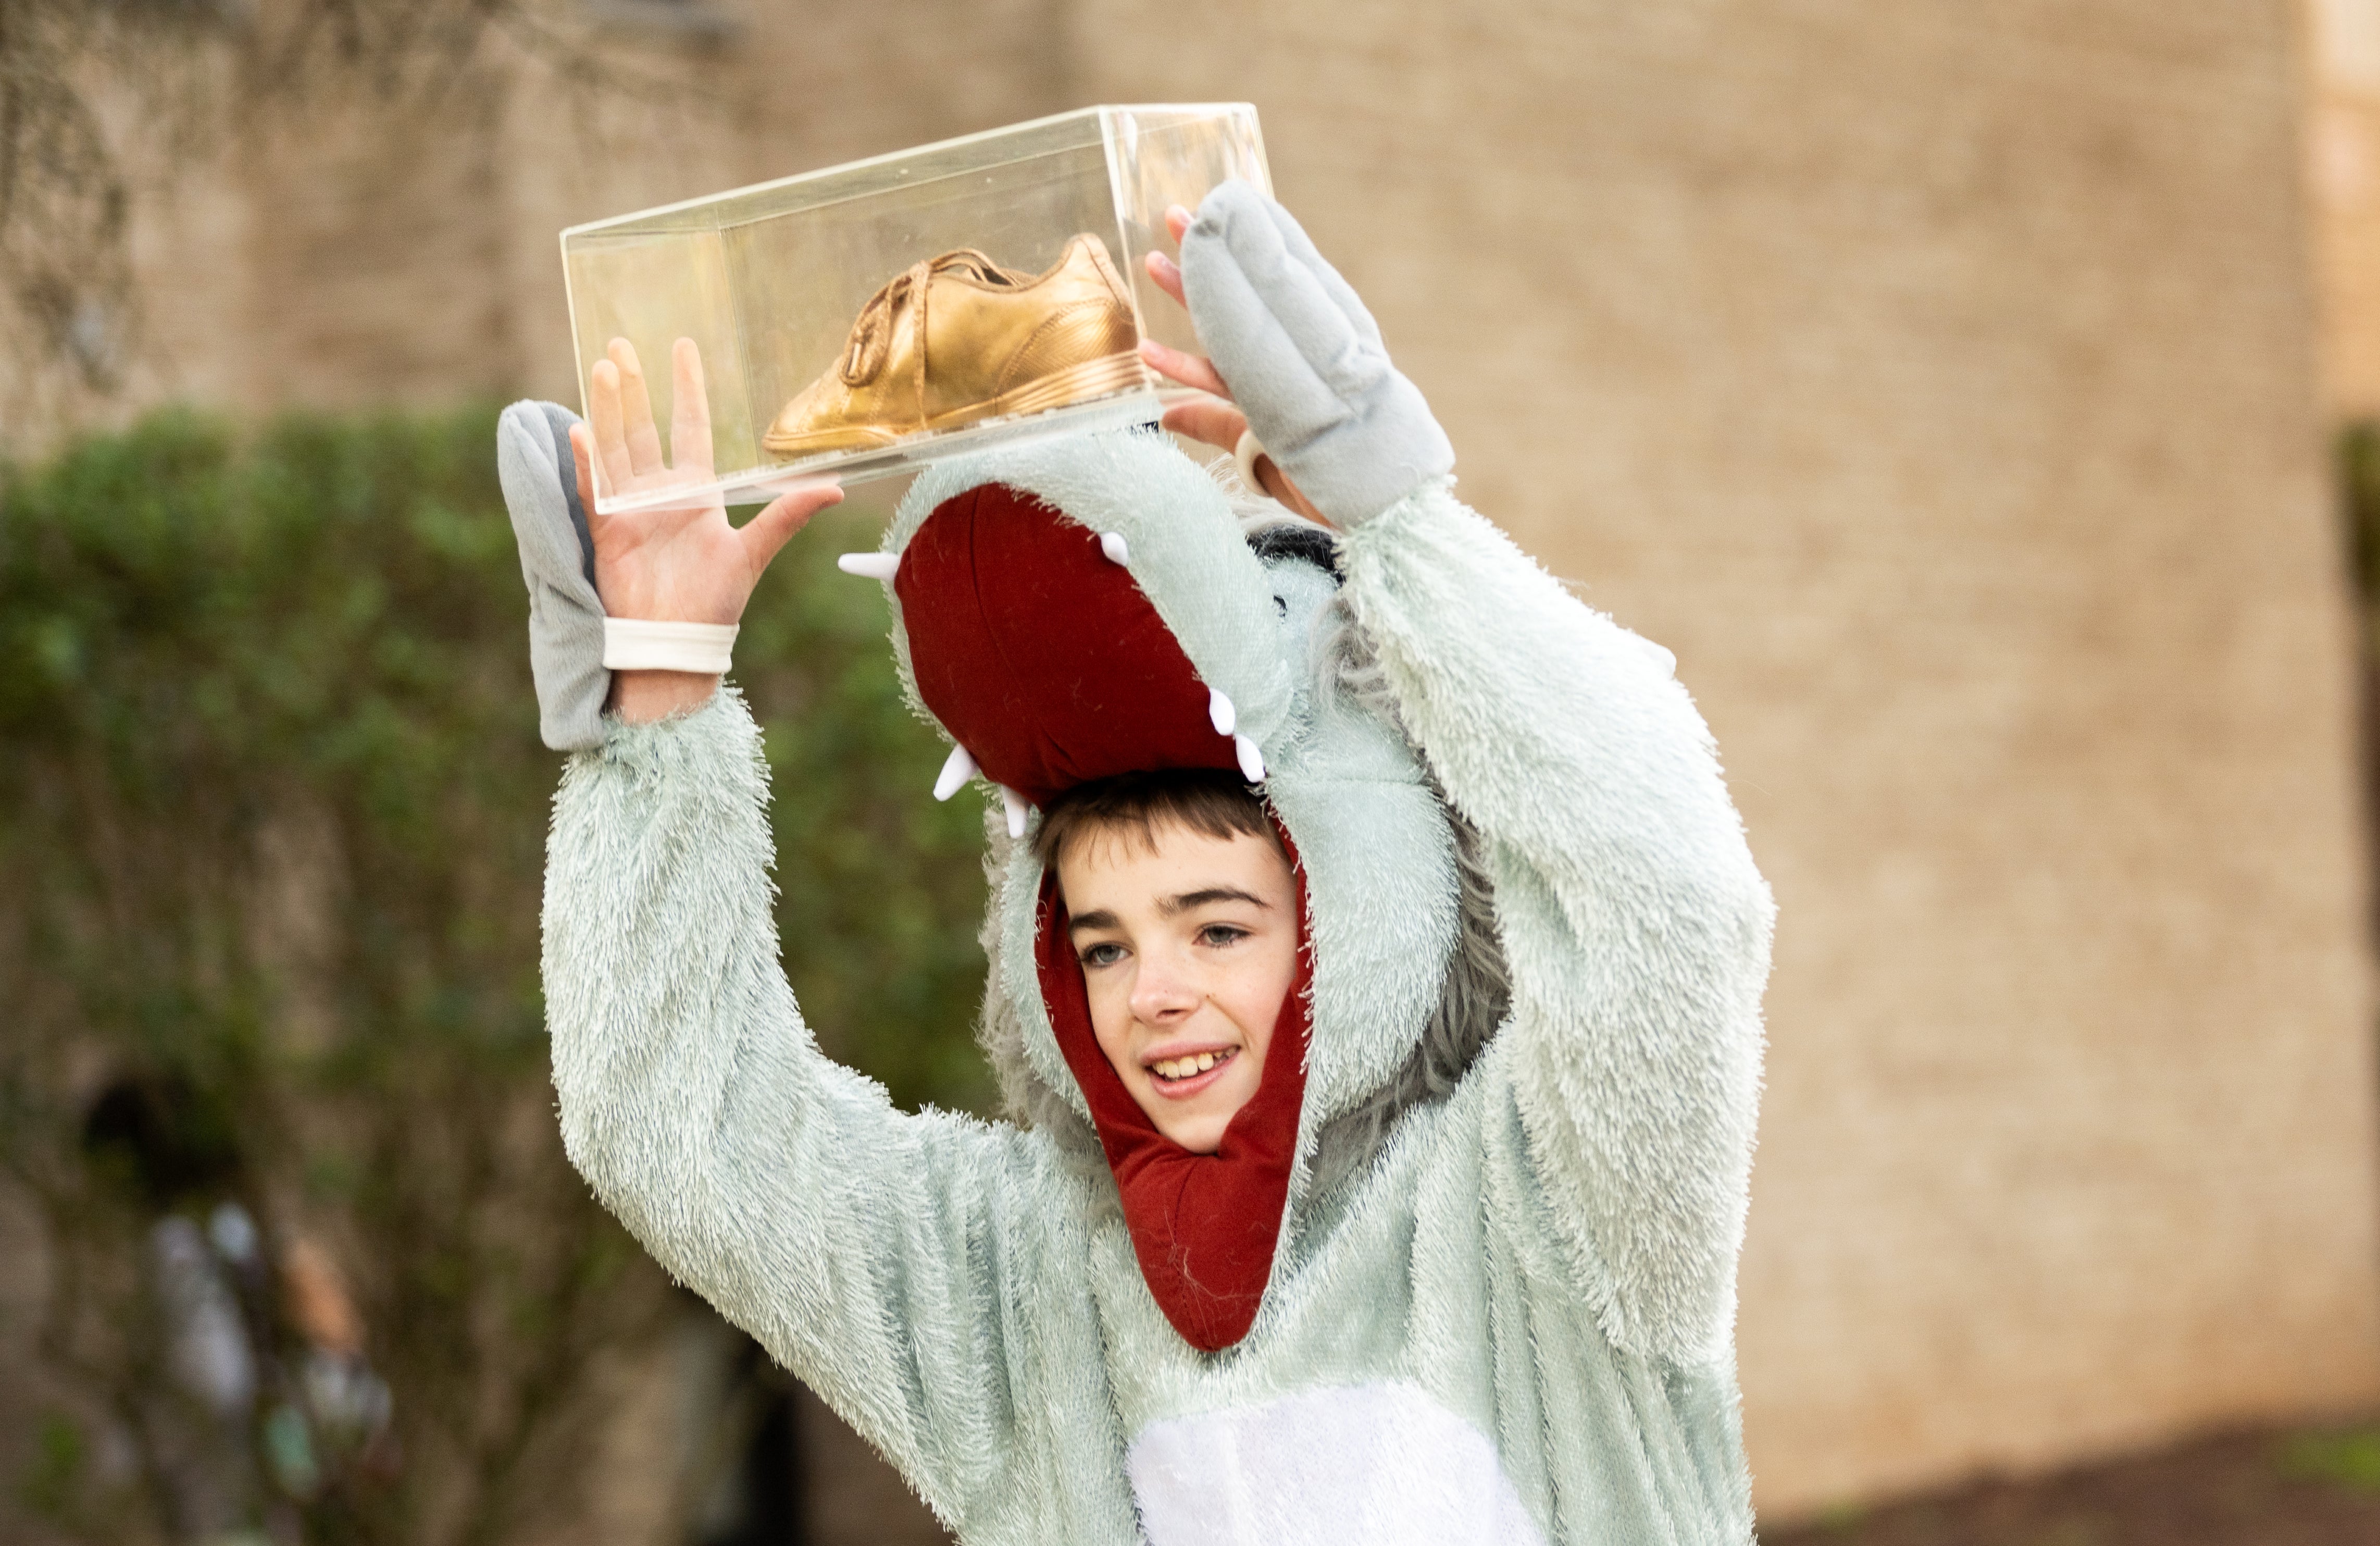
[{"xmin": 1126, "ymin": 1382, "xmax": 1547, "ymax": 1546}]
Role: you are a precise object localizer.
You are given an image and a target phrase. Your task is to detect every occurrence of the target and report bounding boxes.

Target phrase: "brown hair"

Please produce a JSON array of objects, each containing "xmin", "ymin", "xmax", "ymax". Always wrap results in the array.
[{"xmin": 1031, "ymin": 767, "xmax": 1279, "ymax": 872}]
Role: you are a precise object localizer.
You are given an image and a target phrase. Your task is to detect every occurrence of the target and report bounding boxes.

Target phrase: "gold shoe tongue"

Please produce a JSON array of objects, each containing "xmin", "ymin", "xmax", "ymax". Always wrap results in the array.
[
  {"xmin": 929, "ymin": 248, "xmax": 1026, "ymax": 287},
  {"xmin": 837, "ymin": 247, "xmax": 1034, "ymax": 387}
]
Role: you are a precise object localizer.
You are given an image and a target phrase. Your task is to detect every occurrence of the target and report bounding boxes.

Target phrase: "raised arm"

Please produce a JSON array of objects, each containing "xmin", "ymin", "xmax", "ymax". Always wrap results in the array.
[
  {"xmin": 1333, "ymin": 485, "xmax": 1771, "ymax": 1366},
  {"xmin": 499, "ymin": 365, "xmax": 1051, "ymax": 1520},
  {"xmin": 545, "ymin": 691, "xmax": 1054, "ymax": 1516},
  {"xmin": 1158, "ymin": 183, "xmax": 1773, "ymax": 1365}
]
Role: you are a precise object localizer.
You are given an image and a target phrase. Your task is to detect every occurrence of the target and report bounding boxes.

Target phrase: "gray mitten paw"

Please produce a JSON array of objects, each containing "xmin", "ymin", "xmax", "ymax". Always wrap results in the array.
[
  {"xmin": 1179, "ymin": 180, "xmax": 1454, "ymax": 525},
  {"xmin": 496, "ymin": 399, "xmax": 609, "ymax": 752}
]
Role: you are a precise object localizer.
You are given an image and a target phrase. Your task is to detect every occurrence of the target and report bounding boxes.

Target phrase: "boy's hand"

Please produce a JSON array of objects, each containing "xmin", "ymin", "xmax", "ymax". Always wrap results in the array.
[
  {"xmin": 1140, "ymin": 183, "xmax": 1453, "ymax": 528},
  {"xmin": 1139, "ymin": 207, "xmax": 1327, "ymax": 524},
  {"xmin": 575, "ymin": 337, "xmax": 844, "ymax": 721}
]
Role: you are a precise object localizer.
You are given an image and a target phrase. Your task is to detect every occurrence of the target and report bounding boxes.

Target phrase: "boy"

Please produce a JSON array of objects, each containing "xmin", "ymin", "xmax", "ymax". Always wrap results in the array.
[
  {"xmin": 499, "ymin": 184, "xmax": 1773, "ymax": 1544},
  {"xmin": 1041, "ymin": 772, "xmax": 1300, "ymax": 1157}
]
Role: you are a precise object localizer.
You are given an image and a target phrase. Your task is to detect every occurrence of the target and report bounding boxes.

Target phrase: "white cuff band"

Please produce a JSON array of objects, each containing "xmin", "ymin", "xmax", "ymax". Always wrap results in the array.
[
  {"xmin": 602, "ymin": 618, "xmax": 738, "ymax": 674},
  {"xmin": 1234, "ymin": 427, "xmax": 1269, "ymax": 495}
]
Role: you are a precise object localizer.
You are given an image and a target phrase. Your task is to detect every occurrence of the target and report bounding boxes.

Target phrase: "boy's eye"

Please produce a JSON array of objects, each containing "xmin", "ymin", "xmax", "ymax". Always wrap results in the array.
[
  {"xmin": 1079, "ymin": 942, "xmax": 1127, "ymax": 969},
  {"xmin": 1196, "ymin": 924, "xmax": 1250, "ymax": 948}
]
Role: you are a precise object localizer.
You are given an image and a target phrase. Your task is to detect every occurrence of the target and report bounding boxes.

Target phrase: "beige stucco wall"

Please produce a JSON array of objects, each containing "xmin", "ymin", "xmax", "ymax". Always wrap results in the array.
[{"xmin": 9, "ymin": 0, "xmax": 2378, "ymax": 1528}]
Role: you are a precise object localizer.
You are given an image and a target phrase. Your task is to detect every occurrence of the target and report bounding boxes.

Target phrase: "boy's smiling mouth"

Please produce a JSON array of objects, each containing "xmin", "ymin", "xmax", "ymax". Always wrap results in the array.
[{"xmin": 1143, "ymin": 1044, "xmax": 1240, "ymax": 1096}]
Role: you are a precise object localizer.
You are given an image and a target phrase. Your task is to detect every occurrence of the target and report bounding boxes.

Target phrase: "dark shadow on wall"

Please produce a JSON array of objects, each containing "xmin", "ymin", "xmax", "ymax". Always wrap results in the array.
[{"xmin": 2338, "ymin": 423, "xmax": 2380, "ymax": 953}]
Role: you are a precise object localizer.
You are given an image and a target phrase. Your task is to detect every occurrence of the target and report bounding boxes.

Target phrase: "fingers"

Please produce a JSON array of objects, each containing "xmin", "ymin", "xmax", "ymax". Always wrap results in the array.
[
  {"xmin": 670, "ymin": 338, "xmax": 712, "ymax": 477},
  {"xmin": 1138, "ymin": 337, "xmax": 1231, "ymax": 399},
  {"xmin": 1158, "ymin": 399, "xmax": 1327, "ymax": 520},
  {"xmin": 607, "ymin": 339, "xmax": 665, "ymax": 477},
  {"xmin": 1160, "ymin": 397, "xmax": 1249, "ymax": 454},
  {"xmin": 1256, "ymin": 459, "xmax": 1330, "ymax": 525},
  {"xmin": 738, "ymin": 483, "xmax": 844, "ymax": 574},
  {"xmin": 1144, "ymin": 249, "xmax": 1187, "ymax": 309},
  {"xmin": 588, "ymin": 358, "xmax": 637, "ymax": 498},
  {"xmin": 1146, "ymin": 204, "xmax": 1193, "ymax": 307}
]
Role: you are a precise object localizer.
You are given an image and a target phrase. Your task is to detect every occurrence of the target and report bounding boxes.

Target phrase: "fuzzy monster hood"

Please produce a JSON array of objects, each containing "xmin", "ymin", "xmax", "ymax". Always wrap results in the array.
[{"xmin": 858, "ymin": 428, "xmax": 1486, "ymax": 1350}]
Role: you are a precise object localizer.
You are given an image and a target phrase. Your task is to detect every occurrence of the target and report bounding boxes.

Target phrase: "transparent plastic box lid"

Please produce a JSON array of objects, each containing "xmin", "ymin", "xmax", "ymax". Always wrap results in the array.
[{"xmin": 561, "ymin": 104, "xmax": 1269, "ymax": 513}]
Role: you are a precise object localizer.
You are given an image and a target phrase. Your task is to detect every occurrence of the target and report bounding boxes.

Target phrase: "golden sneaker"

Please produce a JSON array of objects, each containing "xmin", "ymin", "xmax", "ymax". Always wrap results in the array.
[{"xmin": 762, "ymin": 233, "xmax": 1144, "ymax": 459}]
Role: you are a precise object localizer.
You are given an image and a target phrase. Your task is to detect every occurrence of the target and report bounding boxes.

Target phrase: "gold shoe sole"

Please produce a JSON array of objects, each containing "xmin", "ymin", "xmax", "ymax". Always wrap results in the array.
[
  {"xmin": 762, "ymin": 422, "xmax": 905, "ymax": 457},
  {"xmin": 762, "ymin": 351, "xmax": 1147, "ymax": 460},
  {"xmin": 950, "ymin": 349, "xmax": 1147, "ymax": 425}
]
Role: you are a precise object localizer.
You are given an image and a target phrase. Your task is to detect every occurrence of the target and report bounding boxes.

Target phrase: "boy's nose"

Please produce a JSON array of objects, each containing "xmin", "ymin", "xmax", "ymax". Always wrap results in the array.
[{"xmin": 1129, "ymin": 957, "xmax": 1200, "ymax": 1023}]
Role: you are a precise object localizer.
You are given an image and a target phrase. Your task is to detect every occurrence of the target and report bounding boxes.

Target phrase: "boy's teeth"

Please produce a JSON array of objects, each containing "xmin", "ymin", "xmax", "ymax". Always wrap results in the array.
[{"xmin": 1155, "ymin": 1051, "xmax": 1228, "ymax": 1081}]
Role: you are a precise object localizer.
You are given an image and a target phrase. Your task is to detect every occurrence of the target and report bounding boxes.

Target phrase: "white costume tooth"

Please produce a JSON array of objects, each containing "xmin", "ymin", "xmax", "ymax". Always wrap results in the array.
[
  {"xmin": 1001, "ymin": 785, "xmax": 1029, "ymax": 840},
  {"xmin": 837, "ymin": 551, "xmax": 901, "ymax": 581},
  {"xmin": 1234, "ymin": 734, "xmax": 1266, "ymax": 783},
  {"xmin": 932, "ymin": 744, "xmax": 978, "ymax": 802},
  {"xmin": 1100, "ymin": 532, "xmax": 1131, "ymax": 565},
  {"xmin": 1208, "ymin": 688, "xmax": 1236, "ymax": 737}
]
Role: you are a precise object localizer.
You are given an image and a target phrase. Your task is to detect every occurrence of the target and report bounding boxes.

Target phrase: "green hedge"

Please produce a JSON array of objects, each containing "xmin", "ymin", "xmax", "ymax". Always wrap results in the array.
[{"xmin": 0, "ymin": 405, "xmax": 990, "ymax": 1542}]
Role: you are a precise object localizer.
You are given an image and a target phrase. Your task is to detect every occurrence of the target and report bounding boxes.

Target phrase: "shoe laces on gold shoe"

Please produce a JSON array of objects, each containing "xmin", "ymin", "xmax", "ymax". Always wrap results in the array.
[{"xmin": 838, "ymin": 249, "xmax": 1032, "ymax": 423}]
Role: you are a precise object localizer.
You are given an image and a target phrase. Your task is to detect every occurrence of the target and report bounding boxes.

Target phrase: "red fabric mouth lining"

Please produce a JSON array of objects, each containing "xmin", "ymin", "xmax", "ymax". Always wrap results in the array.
[{"xmin": 893, "ymin": 482, "xmax": 1247, "ymax": 808}]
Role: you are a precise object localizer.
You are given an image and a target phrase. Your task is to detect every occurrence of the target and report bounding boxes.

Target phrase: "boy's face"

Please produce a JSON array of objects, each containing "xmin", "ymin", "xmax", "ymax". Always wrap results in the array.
[{"xmin": 1057, "ymin": 821, "xmax": 1300, "ymax": 1154}]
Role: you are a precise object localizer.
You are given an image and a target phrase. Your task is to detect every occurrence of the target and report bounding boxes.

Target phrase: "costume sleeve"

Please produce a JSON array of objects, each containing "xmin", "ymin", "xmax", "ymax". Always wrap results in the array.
[
  {"xmin": 1334, "ymin": 483, "xmax": 1774, "ymax": 1365},
  {"xmin": 541, "ymin": 688, "xmax": 1047, "ymax": 1523}
]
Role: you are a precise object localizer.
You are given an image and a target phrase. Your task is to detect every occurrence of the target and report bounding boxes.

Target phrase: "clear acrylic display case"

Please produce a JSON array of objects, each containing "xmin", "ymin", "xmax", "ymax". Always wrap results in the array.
[{"xmin": 561, "ymin": 104, "xmax": 1269, "ymax": 512}]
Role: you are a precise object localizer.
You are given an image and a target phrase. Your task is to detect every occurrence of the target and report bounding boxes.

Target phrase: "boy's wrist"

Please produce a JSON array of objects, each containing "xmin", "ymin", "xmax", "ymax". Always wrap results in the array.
[{"xmin": 608, "ymin": 669, "xmax": 720, "ymax": 723}]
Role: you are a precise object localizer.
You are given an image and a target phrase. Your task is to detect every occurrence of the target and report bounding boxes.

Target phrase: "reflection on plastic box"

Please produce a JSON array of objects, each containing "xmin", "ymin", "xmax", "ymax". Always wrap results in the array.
[{"xmin": 562, "ymin": 104, "xmax": 1269, "ymax": 512}]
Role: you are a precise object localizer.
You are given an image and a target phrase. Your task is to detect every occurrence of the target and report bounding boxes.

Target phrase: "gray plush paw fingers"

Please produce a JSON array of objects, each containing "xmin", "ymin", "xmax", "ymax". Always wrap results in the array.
[
  {"xmin": 498, "ymin": 405, "xmax": 593, "ymax": 597},
  {"xmin": 1186, "ymin": 183, "xmax": 1387, "ymax": 406},
  {"xmin": 497, "ymin": 399, "xmax": 610, "ymax": 752},
  {"xmin": 534, "ymin": 401, "xmax": 598, "ymax": 591},
  {"xmin": 1247, "ymin": 190, "xmax": 1386, "ymax": 352},
  {"xmin": 1178, "ymin": 182, "xmax": 1456, "ymax": 526},
  {"xmin": 1179, "ymin": 218, "xmax": 1345, "ymax": 449}
]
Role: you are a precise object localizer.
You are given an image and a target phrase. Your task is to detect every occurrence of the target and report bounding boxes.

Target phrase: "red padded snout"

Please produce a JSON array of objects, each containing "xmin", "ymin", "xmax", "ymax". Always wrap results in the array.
[{"xmin": 893, "ymin": 483, "xmax": 1240, "ymax": 809}]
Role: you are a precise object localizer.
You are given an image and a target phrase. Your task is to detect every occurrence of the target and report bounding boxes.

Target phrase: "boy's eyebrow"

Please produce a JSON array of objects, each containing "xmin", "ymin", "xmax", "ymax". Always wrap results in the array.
[
  {"xmin": 1063, "ymin": 887, "xmax": 1274, "ymax": 935},
  {"xmin": 1159, "ymin": 886, "xmax": 1270, "ymax": 916}
]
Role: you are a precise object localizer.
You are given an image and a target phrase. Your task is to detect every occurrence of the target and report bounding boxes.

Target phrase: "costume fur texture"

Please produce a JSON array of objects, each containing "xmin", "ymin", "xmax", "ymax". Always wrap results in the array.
[{"xmin": 543, "ymin": 427, "xmax": 1773, "ymax": 1544}]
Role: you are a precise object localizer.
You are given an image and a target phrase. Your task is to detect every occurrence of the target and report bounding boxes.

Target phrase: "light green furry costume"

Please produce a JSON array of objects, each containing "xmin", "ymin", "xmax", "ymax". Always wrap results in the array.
[{"xmin": 517, "ymin": 184, "xmax": 1773, "ymax": 1545}]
